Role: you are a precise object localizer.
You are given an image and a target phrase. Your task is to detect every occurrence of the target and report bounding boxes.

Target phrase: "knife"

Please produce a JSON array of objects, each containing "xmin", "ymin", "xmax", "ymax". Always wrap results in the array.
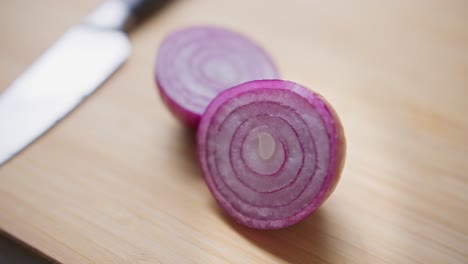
[{"xmin": 0, "ymin": 0, "xmax": 166, "ymax": 166}]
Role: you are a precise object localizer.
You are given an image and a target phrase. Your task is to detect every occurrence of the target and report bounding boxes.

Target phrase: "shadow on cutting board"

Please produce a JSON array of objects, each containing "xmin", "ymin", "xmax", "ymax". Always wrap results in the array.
[
  {"xmin": 0, "ymin": 231, "xmax": 54, "ymax": 264},
  {"xmin": 174, "ymin": 127, "xmax": 202, "ymax": 178},
  {"xmin": 211, "ymin": 202, "xmax": 351, "ymax": 264}
]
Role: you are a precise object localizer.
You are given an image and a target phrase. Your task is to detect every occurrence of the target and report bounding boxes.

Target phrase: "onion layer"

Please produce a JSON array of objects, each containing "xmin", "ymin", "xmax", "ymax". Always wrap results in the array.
[
  {"xmin": 197, "ymin": 80, "xmax": 346, "ymax": 229},
  {"xmin": 155, "ymin": 26, "xmax": 279, "ymax": 127}
]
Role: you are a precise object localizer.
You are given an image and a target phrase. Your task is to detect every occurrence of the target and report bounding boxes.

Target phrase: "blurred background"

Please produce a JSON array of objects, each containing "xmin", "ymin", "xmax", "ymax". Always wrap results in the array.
[{"xmin": 0, "ymin": 0, "xmax": 467, "ymax": 263}]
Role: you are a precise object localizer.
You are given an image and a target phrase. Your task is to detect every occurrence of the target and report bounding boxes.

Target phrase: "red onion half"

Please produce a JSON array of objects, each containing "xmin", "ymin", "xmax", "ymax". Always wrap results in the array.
[
  {"xmin": 197, "ymin": 80, "xmax": 346, "ymax": 229},
  {"xmin": 155, "ymin": 26, "xmax": 279, "ymax": 127}
]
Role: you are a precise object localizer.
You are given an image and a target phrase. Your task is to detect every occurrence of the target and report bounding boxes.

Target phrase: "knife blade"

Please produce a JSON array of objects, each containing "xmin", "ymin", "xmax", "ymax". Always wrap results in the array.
[{"xmin": 0, "ymin": 0, "xmax": 165, "ymax": 165}]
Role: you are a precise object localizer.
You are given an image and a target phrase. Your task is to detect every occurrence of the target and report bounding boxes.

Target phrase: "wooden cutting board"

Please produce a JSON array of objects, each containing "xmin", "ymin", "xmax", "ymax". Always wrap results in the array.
[{"xmin": 1, "ymin": 0, "xmax": 467, "ymax": 263}]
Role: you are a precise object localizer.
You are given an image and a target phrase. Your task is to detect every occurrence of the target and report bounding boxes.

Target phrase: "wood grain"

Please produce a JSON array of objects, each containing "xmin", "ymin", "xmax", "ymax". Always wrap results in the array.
[{"xmin": 1, "ymin": 0, "xmax": 467, "ymax": 263}]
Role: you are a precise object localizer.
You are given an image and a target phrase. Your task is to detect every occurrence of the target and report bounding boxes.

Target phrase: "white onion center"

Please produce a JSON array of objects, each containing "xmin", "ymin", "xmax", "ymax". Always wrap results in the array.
[
  {"xmin": 258, "ymin": 131, "xmax": 276, "ymax": 160},
  {"xmin": 241, "ymin": 126, "xmax": 286, "ymax": 176}
]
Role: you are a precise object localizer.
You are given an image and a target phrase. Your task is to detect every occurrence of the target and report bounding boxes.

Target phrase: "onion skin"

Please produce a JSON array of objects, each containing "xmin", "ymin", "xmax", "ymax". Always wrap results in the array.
[
  {"xmin": 197, "ymin": 80, "xmax": 346, "ymax": 229},
  {"xmin": 155, "ymin": 26, "xmax": 279, "ymax": 128}
]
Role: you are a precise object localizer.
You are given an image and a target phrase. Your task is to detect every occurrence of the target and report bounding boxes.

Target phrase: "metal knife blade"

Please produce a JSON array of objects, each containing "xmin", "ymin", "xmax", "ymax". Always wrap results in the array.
[{"xmin": 0, "ymin": 0, "xmax": 163, "ymax": 165}]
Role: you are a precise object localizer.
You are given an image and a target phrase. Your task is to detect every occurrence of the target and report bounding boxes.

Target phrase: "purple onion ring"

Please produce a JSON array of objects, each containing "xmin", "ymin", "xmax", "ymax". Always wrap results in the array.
[{"xmin": 197, "ymin": 80, "xmax": 346, "ymax": 229}]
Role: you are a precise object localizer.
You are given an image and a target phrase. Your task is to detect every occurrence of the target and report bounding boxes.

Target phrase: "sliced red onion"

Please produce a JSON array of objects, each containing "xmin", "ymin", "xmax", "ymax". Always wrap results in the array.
[
  {"xmin": 155, "ymin": 26, "xmax": 279, "ymax": 127},
  {"xmin": 197, "ymin": 80, "xmax": 346, "ymax": 229}
]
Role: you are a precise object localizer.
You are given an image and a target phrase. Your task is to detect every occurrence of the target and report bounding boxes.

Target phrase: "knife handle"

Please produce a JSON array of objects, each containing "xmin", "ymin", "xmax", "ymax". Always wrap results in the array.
[
  {"xmin": 85, "ymin": 0, "xmax": 169, "ymax": 31},
  {"xmin": 123, "ymin": 0, "xmax": 169, "ymax": 30}
]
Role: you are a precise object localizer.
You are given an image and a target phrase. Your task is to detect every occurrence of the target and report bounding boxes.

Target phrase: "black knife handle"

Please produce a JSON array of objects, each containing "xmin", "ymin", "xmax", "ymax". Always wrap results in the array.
[
  {"xmin": 84, "ymin": 0, "xmax": 170, "ymax": 31},
  {"xmin": 123, "ymin": 0, "xmax": 169, "ymax": 30}
]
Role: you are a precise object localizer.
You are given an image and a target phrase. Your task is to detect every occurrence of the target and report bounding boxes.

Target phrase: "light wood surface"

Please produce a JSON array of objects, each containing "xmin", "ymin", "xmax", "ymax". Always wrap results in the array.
[{"xmin": 1, "ymin": 0, "xmax": 467, "ymax": 263}]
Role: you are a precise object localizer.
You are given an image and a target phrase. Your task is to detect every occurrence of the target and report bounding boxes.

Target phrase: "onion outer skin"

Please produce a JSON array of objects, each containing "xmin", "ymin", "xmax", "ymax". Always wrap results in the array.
[{"xmin": 197, "ymin": 79, "xmax": 346, "ymax": 229}]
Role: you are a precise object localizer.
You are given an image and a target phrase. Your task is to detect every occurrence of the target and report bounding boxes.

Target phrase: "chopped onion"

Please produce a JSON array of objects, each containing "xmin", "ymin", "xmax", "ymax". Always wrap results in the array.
[
  {"xmin": 197, "ymin": 80, "xmax": 346, "ymax": 229},
  {"xmin": 155, "ymin": 26, "xmax": 279, "ymax": 127}
]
